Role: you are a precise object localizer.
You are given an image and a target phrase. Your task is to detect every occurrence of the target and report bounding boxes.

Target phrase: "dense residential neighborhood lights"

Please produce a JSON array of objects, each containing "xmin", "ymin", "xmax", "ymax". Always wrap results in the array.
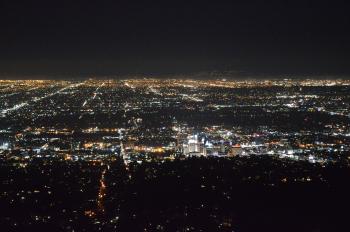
[{"xmin": 1, "ymin": 79, "xmax": 350, "ymax": 231}]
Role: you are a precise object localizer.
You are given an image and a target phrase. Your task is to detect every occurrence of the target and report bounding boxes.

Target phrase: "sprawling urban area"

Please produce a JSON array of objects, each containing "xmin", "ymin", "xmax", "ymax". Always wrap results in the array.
[{"xmin": 1, "ymin": 79, "xmax": 350, "ymax": 231}]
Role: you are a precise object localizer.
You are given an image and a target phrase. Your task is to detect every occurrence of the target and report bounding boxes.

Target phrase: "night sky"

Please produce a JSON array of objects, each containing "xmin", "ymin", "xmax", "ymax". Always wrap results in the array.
[{"xmin": 0, "ymin": 0, "xmax": 349, "ymax": 78}]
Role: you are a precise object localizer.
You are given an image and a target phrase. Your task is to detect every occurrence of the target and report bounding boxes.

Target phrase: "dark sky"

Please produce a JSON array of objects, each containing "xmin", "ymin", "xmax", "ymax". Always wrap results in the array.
[{"xmin": 0, "ymin": 0, "xmax": 350, "ymax": 77}]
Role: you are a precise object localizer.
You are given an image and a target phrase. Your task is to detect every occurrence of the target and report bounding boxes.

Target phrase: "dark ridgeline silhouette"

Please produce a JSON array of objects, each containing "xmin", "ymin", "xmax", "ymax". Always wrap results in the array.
[{"xmin": 1, "ymin": 156, "xmax": 350, "ymax": 231}]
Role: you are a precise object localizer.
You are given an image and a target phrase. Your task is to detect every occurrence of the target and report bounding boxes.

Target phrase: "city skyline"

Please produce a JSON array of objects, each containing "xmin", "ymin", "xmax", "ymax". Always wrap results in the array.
[{"xmin": 1, "ymin": 1, "xmax": 350, "ymax": 231}]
